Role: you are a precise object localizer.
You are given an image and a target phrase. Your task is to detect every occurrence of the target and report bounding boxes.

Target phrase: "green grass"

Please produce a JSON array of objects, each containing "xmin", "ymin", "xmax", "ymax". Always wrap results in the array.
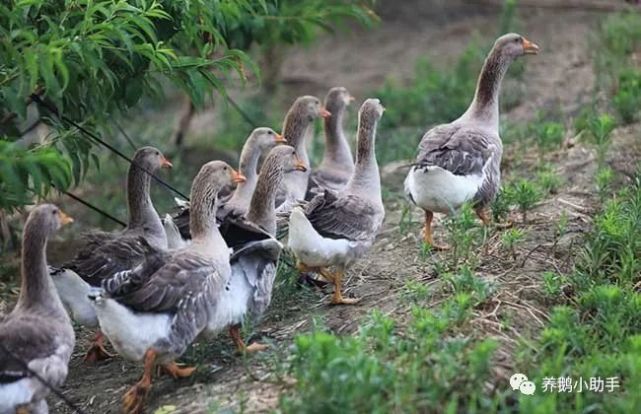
[
  {"xmin": 518, "ymin": 174, "xmax": 641, "ymax": 413},
  {"xmin": 278, "ymin": 272, "xmax": 503, "ymax": 414},
  {"xmin": 593, "ymin": 12, "xmax": 641, "ymax": 123}
]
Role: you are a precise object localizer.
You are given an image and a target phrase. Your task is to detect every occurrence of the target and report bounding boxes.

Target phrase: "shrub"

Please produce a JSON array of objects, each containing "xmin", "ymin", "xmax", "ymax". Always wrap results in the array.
[
  {"xmin": 613, "ymin": 69, "xmax": 641, "ymax": 124},
  {"xmin": 507, "ymin": 179, "xmax": 541, "ymax": 222}
]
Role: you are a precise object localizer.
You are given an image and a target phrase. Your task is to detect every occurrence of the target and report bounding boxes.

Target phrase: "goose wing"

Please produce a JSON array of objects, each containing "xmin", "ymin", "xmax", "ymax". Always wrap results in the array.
[
  {"xmin": 416, "ymin": 124, "xmax": 499, "ymax": 176},
  {"xmin": 63, "ymin": 234, "xmax": 158, "ymax": 287},
  {"xmin": 304, "ymin": 190, "xmax": 383, "ymax": 242},
  {"xmin": 105, "ymin": 251, "xmax": 225, "ymax": 313}
]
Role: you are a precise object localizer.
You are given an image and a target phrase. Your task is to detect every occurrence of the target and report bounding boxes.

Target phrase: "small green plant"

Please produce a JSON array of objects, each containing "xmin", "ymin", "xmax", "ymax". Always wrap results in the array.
[
  {"xmin": 554, "ymin": 211, "xmax": 569, "ymax": 246},
  {"xmin": 501, "ymin": 228, "xmax": 526, "ymax": 260},
  {"xmin": 533, "ymin": 121, "xmax": 565, "ymax": 155},
  {"xmin": 445, "ymin": 203, "xmax": 484, "ymax": 268},
  {"xmin": 536, "ymin": 165, "xmax": 563, "ymax": 194},
  {"xmin": 596, "ymin": 166, "xmax": 615, "ymax": 201},
  {"xmin": 508, "ymin": 179, "xmax": 541, "ymax": 222},
  {"xmin": 401, "ymin": 279, "xmax": 431, "ymax": 303},
  {"xmin": 542, "ymin": 271, "xmax": 565, "ymax": 298},
  {"xmin": 491, "ymin": 187, "xmax": 512, "ymax": 223},
  {"xmin": 575, "ymin": 110, "xmax": 616, "ymax": 168},
  {"xmin": 613, "ymin": 69, "xmax": 641, "ymax": 124}
]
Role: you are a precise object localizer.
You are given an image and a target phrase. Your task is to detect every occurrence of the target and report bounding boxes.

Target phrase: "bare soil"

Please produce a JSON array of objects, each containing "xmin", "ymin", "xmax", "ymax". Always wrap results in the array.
[{"xmin": 2, "ymin": 1, "xmax": 640, "ymax": 413}]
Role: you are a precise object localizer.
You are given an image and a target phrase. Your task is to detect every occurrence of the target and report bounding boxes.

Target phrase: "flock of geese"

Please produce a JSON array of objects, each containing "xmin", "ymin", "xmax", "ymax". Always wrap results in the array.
[{"xmin": 0, "ymin": 33, "xmax": 539, "ymax": 414}]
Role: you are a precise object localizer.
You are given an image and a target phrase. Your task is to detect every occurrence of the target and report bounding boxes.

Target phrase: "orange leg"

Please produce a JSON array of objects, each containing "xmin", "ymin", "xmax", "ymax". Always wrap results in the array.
[
  {"xmin": 123, "ymin": 349, "xmax": 156, "ymax": 414},
  {"xmin": 84, "ymin": 330, "xmax": 115, "ymax": 363},
  {"xmin": 320, "ymin": 268, "xmax": 360, "ymax": 305},
  {"xmin": 422, "ymin": 211, "xmax": 450, "ymax": 251},
  {"xmin": 229, "ymin": 324, "xmax": 268, "ymax": 353},
  {"xmin": 159, "ymin": 362, "xmax": 196, "ymax": 379}
]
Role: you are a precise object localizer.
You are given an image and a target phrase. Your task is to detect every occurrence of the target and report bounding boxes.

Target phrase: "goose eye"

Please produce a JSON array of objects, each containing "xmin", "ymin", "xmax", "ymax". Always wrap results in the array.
[
  {"xmin": 515, "ymin": 38, "xmax": 520, "ymax": 43},
  {"xmin": 268, "ymin": 131, "xmax": 273, "ymax": 135},
  {"xmin": 52, "ymin": 209, "xmax": 58, "ymax": 215}
]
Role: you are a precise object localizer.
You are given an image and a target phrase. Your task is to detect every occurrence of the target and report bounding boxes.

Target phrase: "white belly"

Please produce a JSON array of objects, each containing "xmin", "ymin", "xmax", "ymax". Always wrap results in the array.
[
  {"xmin": 0, "ymin": 378, "xmax": 36, "ymax": 414},
  {"xmin": 94, "ymin": 299, "xmax": 172, "ymax": 362},
  {"xmin": 205, "ymin": 267, "xmax": 252, "ymax": 334},
  {"xmin": 288, "ymin": 208, "xmax": 354, "ymax": 268},
  {"xmin": 405, "ymin": 166, "xmax": 482, "ymax": 213}
]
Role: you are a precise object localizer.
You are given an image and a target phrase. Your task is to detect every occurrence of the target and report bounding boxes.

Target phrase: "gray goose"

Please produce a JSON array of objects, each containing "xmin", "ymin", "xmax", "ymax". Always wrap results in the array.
[
  {"xmin": 172, "ymin": 127, "xmax": 286, "ymax": 240},
  {"xmin": 288, "ymin": 99, "xmax": 385, "ymax": 305},
  {"xmin": 218, "ymin": 145, "xmax": 307, "ymax": 352},
  {"xmin": 276, "ymin": 95, "xmax": 331, "ymax": 213},
  {"xmin": 89, "ymin": 161, "xmax": 244, "ymax": 414},
  {"xmin": 50, "ymin": 146, "xmax": 172, "ymax": 362},
  {"xmin": 307, "ymin": 87, "xmax": 355, "ymax": 198},
  {"xmin": 404, "ymin": 33, "xmax": 539, "ymax": 249},
  {"xmin": 0, "ymin": 205, "xmax": 74, "ymax": 414}
]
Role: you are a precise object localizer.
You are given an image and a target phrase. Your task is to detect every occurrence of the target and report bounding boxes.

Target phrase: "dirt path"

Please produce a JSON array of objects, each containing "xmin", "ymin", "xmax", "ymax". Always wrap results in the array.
[{"xmin": 45, "ymin": 3, "xmax": 641, "ymax": 413}]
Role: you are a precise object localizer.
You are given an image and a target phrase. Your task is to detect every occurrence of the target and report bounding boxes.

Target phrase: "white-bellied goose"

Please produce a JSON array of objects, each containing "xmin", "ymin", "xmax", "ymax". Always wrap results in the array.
[
  {"xmin": 307, "ymin": 87, "xmax": 355, "ymax": 198},
  {"xmin": 404, "ymin": 33, "xmax": 539, "ymax": 249},
  {"xmin": 88, "ymin": 161, "xmax": 244, "ymax": 414},
  {"xmin": 288, "ymin": 99, "xmax": 385, "ymax": 305},
  {"xmin": 276, "ymin": 96, "xmax": 331, "ymax": 212},
  {"xmin": 172, "ymin": 127, "xmax": 286, "ymax": 240},
  {"xmin": 216, "ymin": 145, "xmax": 307, "ymax": 352},
  {"xmin": 50, "ymin": 146, "xmax": 172, "ymax": 362},
  {"xmin": 0, "ymin": 205, "xmax": 74, "ymax": 414}
]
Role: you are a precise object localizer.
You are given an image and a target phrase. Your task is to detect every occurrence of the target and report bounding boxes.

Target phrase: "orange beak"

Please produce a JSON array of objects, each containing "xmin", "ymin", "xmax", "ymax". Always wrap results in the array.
[
  {"xmin": 294, "ymin": 156, "xmax": 307, "ymax": 172},
  {"xmin": 231, "ymin": 169, "xmax": 247, "ymax": 184},
  {"xmin": 274, "ymin": 133, "xmax": 287, "ymax": 143},
  {"xmin": 58, "ymin": 210, "xmax": 74, "ymax": 225},
  {"xmin": 320, "ymin": 107, "xmax": 332, "ymax": 119},
  {"xmin": 161, "ymin": 156, "xmax": 173, "ymax": 169},
  {"xmin": 348, "ymin": 95, "xmax": 356, "ymax": 102},
  {"xmin": 522, "ymin": 37, "xmax": 540, "ymax": 55}
]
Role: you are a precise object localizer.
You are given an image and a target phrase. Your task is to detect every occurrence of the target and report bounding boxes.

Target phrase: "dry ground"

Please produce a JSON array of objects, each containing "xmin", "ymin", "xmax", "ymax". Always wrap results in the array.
[{"xmin": 2, "ymin": 1, "xmax": 640, "ymax": 413}]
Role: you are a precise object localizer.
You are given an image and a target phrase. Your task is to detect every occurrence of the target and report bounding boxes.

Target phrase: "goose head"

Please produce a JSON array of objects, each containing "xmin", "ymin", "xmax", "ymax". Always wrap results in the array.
[
  {"xmin": 247, "ymin": 127, "xmax": 287, "ymax": 152},
  {"xmin": 324, "ymin": 87, "xmax": 354, "ymax": 115},
  {"xmin": 191, "ymin": 161, "xmax": 246, "ymax": 206},
  {"xmin": 493, "ymin": 33, "xmax": 540, "ymax": 60},
  {"xmin": 266, "ymin": 145, "xmax": 308, "ymax": 174},
  {"xmin": 292, "ymin": 95, "xmax": 331, "ymax": 123},
  {"xmin": 27, "ymin": 204, "xmax": 74, "ymax": 237},
  {"xmin": 132, "ymin": 146, "xmax": 173, "ymax": 172},
  {"xmin": 359, "ymin": 98, "xmax": 385, "ymax": 124}
]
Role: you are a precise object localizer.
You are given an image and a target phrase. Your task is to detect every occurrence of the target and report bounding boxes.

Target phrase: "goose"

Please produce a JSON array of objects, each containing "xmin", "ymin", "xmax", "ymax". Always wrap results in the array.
[
  {"xmin": 276, "ymin": 96, "xmax": 331, "ymax": 213},
  {"xmin": 50, "ymin": 146, "xmax": 172, "ymax": 362},
  {"xmin": 0, "ymin": 205, "xmax": 75, "ymax": 414},
  {"xmin": 172, "ymin": 127, "xmax": 286, "ymax": 240},
  {"xmin": 217, "ymin": 145, "xmax": 307, "ymax": 352},
  {"xmin": 307, "ymin": 87, "xmax": 355, "ymax": 197},
  {"xmin": 88, "ymin": 161, "xmax": 244, "ymax": 414},
  {"xmin": 288, "ymin": 99, "xmax": 385, "ymax": 305},
  {"xmin": 404, "ymin": 33, "xmax": 539, "ymax": 249}
]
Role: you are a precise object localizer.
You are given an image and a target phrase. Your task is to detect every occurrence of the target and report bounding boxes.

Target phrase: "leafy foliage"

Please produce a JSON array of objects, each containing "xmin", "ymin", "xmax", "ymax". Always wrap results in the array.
[{"xmin": 0, "ymin": 0, "xmax": 376, "ymax": 212}]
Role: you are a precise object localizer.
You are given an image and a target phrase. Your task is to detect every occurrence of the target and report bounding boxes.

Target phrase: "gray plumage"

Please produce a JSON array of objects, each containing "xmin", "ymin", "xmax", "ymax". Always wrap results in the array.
[
  {"xmin": 414, "ymin": 124, "xmax": 502, "ymax": 208},
  {"xmin": 307, "ymin": 87, "xmax": 355, "ymax": 198},
  {"xmin": 57, "ymin": 147, "xmax": 169, "ymax": 287},
  {"xmin": 0, "ymin": 205, "xmax": 75, "ymax": 414}
]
